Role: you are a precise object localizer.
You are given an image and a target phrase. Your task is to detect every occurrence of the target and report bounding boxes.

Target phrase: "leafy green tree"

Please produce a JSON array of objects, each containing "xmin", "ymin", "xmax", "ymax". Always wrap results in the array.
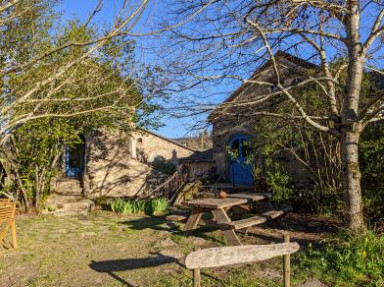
[{"xmin": 0, "ymin": 2, "xmax": 158, "ymax": 209}]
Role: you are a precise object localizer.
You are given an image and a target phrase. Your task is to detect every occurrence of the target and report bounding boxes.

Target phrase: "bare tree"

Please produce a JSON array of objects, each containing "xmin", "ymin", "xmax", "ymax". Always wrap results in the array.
[
  {"xmin": 0, "ymin": 0, "xmax": 153, "ymax": 144},
  {"xmin": 156, "ymin": 0, "xmax": 384, "ymax": 232}
]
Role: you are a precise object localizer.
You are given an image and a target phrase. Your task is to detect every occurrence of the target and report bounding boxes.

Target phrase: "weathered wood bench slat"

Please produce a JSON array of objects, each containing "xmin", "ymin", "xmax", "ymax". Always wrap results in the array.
[
  {"xmin": 165, "ymin": 214, "xmax": 187, "ymax": 222},
  {"xmin": 227, "ymin": 193, "xmax": 271, "ymax": 202},
  {"xmin": 186, "ymin": 235, "xmax": 299, "ymax": 287},
  {"xmin": 185, "ymin": 242, "xmax": 300, "ymax": 269},
  {"xmin": 227, "ymin": 206, "xmax": 292, "ymax": 230},
  {"xmin": 183, "ymin": 198, "xmax": 248, "ymax": 209},
  {"xmin": 227, "ymin": 215, "xmax": 266, "ymax": 229}
]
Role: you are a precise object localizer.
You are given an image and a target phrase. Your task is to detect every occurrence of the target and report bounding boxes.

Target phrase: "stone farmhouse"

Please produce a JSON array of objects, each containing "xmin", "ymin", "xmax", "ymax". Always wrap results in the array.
[
  {"xmin": 206, "ymin": 51, "xmax": 318, "ymax": 188},
  {"xmin": 53, "ymin": 129, "xmax": 195, "ymax": 199}
]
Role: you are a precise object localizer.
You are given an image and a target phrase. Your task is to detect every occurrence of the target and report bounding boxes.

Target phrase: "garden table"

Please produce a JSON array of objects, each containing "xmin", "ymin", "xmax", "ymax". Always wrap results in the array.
[{"xmin": 182, "ymin": 198, "xmax": 248, "ymax": 245}]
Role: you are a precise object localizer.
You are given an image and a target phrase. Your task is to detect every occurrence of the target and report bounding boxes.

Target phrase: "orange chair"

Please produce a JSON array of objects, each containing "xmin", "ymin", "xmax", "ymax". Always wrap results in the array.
[{"xmin": 0, "ymin": 201, "xmax": 17, "ymax": 252}]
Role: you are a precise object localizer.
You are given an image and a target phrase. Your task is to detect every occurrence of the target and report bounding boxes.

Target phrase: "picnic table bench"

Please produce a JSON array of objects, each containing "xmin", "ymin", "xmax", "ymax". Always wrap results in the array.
[{"xmin": 182, "ymin": 193, "xmax": 290, "ymax": 245}]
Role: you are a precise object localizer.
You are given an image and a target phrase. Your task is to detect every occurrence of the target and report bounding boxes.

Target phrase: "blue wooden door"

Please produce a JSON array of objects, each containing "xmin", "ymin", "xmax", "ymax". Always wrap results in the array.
[
  {"xmin": 229, "ymin": 135, "xmax": 254, "ymax": 185},
  {"xmin": 65, "ymin": 140, "xmax": 85, "ymax": 178}
]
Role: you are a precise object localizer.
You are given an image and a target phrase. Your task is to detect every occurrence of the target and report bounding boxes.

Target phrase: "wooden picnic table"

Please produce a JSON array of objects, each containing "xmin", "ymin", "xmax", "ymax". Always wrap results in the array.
[
  {"xmin": 182, "ymin": 193, "xmax": 290, "ymax": 246},
  {"xmin": 183, "ymin": 198, "xmax": 248, "ymax": 245}
]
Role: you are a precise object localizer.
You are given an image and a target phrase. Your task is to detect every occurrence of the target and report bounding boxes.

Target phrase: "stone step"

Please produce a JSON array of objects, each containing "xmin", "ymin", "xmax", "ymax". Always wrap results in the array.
[
  {"xmin": 51, "ymin": 209, "xmax": 89, "ymax": 217},
  {"xmin": 56, "ymin": 182, "xmax": 81, "ymax": 188},
  {"xmin": 56, "ymin": 178, "xmax": 82, "ymax": 186},
  {"xmin": 56, "ymin": 177, "xmax": 81, "ymax": 183},
  {"xmin": 54, "ymin": 177, "xmax": 83, "ymax": 196},
  {"xmin": 54, "ymin": 189, "xmax": 83, "ymax": 196},
  {"xmin": 56, "ymin": 183, "xmax": 82, "ymax": 190},
  {"xmin": 43, "ymin": 198, "xmax": 94, "ymax": 216},
  {"xmin": 59, "ymin": 200, "xmax": 94, "ymax": 211},
  {"xmin": 46, "ymin": 194, "xmax": 83, "ymax": 205}
]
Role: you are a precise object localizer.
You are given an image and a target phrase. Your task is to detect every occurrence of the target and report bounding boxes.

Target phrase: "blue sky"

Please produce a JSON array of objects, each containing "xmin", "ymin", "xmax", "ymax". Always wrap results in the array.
[
  {"xmin": 59, "ymin": 1, "xmax": 384, "ymax": 139},
  {"xmin": 60, "ymin": 1, "xmax": 216, "ymax": 139}
]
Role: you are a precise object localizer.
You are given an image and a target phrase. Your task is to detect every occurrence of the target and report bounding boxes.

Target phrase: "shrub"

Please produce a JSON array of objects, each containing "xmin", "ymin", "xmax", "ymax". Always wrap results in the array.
[
  {"xmin": 108, "ymin": 197, "xmax": 168, "ymax": 216},
  {"xmin": 110, "ymin": 199, "xmax": 129, "ymax": 214},
  {"xmin": 360, "ymin": 122, "xmax": 384, "ymax": 225},
  {"xmin": 146, "ymin": 197, "xmax": 168, "ymax": 215},
  {"xmin": 294, "ymin": 231, "xmax": 384, "ymax": 286},
  {"xmin": 265, "ymin": 161, "xmax": 294, "ymax": 204}
]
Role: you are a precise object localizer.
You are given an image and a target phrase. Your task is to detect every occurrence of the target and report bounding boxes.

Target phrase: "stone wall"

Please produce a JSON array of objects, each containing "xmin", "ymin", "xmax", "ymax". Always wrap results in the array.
[
  {"xmin": 132, "ymin": 130, "xmax": 195, "ymax": 164},
  {"xmin": 86, "ymin": 129, "xmax": 194, "ymax": 197}
]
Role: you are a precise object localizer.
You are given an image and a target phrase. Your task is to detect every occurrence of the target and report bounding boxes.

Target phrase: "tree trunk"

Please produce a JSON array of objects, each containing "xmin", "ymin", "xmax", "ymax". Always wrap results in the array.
[
  {"xmin": 341, "ymin": 127, "xmax": 365, "ymax": 232},
  {"xmin": 341, "ymin": 0, "xmax": 366, "ymax": 232}
]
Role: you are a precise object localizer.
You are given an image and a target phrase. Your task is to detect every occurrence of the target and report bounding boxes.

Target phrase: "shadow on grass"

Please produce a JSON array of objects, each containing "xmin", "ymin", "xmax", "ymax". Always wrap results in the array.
[
  {"xmin": 120, "ymin": 216, "xmax": 226, "ymax": 245},
  {"xmin": 89, "ymin": 252, "xmax": 182, "ymax": 286},
  {"xmin": 120, "ymin": 216, "xmax": 170, "ymax": 231}
]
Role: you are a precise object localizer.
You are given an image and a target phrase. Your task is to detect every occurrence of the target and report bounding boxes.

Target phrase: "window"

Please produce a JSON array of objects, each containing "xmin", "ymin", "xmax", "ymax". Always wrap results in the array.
[
  {"xmin": 137, "ymin": 138, "xmax": 143, "ymax": 144},
  {"xmin": 231, "ymin": 139, "xmax": 240, "ymax": 158},
  {"xmin": 241, "ymin": 139, "xmax": 249, "ymax": 158}
]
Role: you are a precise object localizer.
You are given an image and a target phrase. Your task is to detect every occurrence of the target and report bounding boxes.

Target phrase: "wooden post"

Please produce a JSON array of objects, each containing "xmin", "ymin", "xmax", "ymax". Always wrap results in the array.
[
  {"xmin": 283, "ymin": 234, "xmax": 291, "ymax": 287},
  {"xmin": 193, "ymin": 268, "xmax": 201, "ymax": 287},
  {"xmin": 11, "ymin": 219, "xmax": 17, "ymax": 249}
]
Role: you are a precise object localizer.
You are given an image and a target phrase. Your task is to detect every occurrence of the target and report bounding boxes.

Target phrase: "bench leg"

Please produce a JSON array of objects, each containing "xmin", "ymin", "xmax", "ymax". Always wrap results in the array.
[
  {"xmin": 211, "ymin": 208, "xmax": 241, "ymax": 246},
  {"xmin": 283, "ymin": 234, "xmax": 291, "ymax": 287},
  {"xmin": 222, "ymin": 229, "xmax": 241, "ymax": 246},
  {"xmin": 184, "ymin": 208, "xmax": 203, "ymax": 232},
  {"xmin": 193, "ymin": 268, "xmax": 201, "ymax": 287}
]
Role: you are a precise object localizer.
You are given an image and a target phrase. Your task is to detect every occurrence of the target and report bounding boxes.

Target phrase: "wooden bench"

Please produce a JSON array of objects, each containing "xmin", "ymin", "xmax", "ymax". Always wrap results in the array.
[
  {"xmin": 0, "ymin": 201, "xmax": 17, "ymax": 252},
  {"xmin": 165, "ymin": 214, "xmax": 187, "ymax": 222},
  {"xmin": 185, "ymin": 234, "xmax": 299, "ymax": 287},
  {"xmin": 227, "ymin": 206, "xmax": 292, "ymax": 230}
]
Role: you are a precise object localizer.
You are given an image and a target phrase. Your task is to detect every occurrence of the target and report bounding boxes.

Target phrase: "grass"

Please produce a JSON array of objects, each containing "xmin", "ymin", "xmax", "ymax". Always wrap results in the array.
[
  {"xmin": 7, "ymin": 210, "xmax": 381, "ymax": 286},
  {"xmin": 2, "ymin": 211, "xmax": 284, "ymax": 287},
  {"xmin": 294, "ymin": 230, "xmax": 384, "ymax": 286}
]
